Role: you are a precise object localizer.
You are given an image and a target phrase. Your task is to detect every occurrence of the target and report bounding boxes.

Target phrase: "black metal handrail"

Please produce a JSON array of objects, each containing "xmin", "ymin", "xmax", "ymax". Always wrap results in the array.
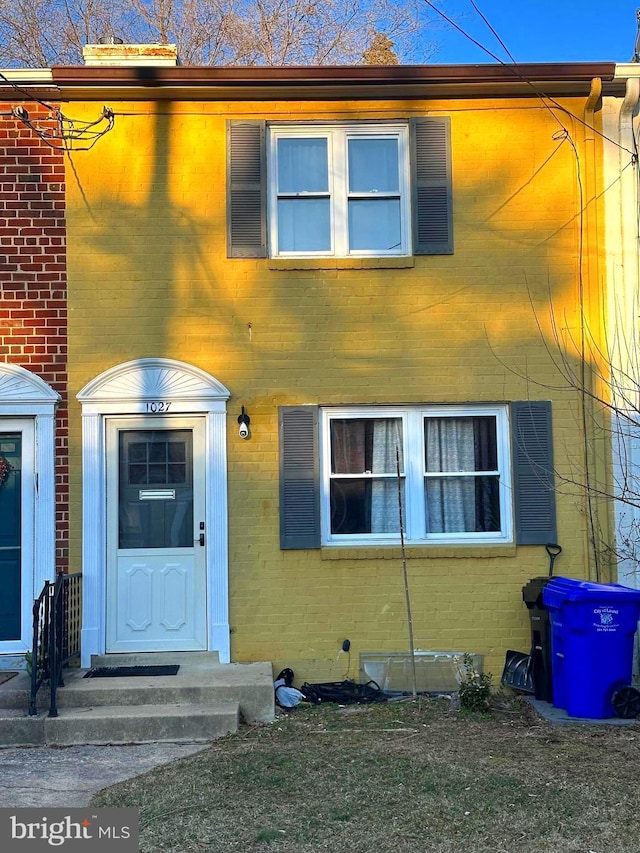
[
  {"xmin": 28, "ymin": 581, "xmax": 52, "ymax": 716},
  {"xmin": 28, "ymin": 573, "xmax": 82, "ymax": 718}
]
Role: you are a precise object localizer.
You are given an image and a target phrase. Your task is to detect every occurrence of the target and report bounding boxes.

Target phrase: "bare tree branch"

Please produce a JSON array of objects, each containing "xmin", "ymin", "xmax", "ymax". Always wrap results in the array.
[
  {"xmin": 0, "ymin": 0, "xmax": 444, "ymax": 66},
  {"xmin": 487, "ymin": 273, "xmax": 640, "ymax": 576}
]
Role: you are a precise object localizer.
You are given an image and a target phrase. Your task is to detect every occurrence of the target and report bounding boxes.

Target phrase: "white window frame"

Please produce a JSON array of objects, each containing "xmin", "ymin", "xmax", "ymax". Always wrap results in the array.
[
  {"xmin": 268, "ymin": 123, "xmax": 412, "ymax": 258},
  {"xmin": 320, "ymin": 405, "xmax": 512, "ymax": 546}
]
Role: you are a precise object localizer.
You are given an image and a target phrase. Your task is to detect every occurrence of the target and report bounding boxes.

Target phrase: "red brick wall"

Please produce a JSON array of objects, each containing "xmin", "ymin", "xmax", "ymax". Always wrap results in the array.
[{"xmin": 0, "ymin": 101, "xmax": 68, "ymax": 572}]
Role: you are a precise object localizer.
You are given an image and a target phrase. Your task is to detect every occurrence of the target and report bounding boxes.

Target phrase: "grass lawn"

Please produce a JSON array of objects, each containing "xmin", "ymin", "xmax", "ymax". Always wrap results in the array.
[{"xmin": 92, "ymin": 696, "xmax": 640, "ymax": 852}]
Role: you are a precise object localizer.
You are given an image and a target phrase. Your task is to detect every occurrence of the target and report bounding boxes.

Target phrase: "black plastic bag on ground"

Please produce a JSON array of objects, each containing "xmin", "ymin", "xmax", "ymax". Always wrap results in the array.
[{"xmin": 300, "ymin": 679, "xmax": 387, "ymax": 705}]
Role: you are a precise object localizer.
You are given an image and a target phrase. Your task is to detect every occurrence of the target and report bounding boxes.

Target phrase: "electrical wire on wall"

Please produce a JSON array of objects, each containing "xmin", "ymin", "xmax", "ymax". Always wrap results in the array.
[{"xmin": 0, "ymin": 71, "xmax": 114, "ymax": 150}]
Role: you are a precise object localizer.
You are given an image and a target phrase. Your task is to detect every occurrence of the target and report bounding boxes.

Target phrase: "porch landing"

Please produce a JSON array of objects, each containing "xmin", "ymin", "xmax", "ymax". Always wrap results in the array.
[{"xmin": 0, "ymin": 653, "xmax": 275, "ymax": 746}]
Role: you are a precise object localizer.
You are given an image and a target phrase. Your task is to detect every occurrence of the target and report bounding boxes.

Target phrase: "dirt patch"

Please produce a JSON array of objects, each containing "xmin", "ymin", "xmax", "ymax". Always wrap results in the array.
[{"xmin": 0, "ymin": 672, "xmax": 18, "ymax": 686}]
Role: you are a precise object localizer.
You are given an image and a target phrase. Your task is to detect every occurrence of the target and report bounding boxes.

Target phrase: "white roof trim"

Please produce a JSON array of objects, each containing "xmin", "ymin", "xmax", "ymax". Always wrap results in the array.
[
  {"xmin": 0, "ymin": 69, "xmax": 54, "ymax": 82},
  {"xmin": 615, "ymin": 63, "xmax": 640, "ymax": 80}
]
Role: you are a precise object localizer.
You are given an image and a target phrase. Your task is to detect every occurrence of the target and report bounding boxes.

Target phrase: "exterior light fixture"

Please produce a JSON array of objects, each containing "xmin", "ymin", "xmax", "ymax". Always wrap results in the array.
[{"xmin": 237, "ymin": 406, "xmax": 251, "ymax": 439}]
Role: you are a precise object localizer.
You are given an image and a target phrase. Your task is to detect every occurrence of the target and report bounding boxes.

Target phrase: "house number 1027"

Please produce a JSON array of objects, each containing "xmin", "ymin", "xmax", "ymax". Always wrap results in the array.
[{"xmin": 146, "ymin": 401, "xmax": 172, "ymax": 413}]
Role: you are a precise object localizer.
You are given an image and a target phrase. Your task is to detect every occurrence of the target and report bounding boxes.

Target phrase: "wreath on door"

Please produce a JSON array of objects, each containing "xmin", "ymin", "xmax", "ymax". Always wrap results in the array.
[{"xmin": 0, "ymin": 455, "xmax": 12, "ymax": 489}]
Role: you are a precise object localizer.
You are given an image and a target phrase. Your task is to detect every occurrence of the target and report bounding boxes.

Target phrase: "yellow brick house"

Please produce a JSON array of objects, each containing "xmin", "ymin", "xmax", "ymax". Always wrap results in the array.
[{"xmin": 29, "ymin": 51, "xmax": 629, "ymax": 682}]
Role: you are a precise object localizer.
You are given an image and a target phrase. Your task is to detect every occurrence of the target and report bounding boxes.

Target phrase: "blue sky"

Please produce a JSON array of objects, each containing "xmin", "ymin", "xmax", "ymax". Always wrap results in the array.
[{"xmin": 428, "ymin": 1, "xmax": 640, "ymax": 64}]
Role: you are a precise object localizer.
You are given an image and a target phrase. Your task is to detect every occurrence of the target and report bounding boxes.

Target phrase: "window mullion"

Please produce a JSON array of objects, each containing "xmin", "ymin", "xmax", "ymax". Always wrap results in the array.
[
  {"xmin": 497, "ymin": 407, "xmax": 512, "ymax": 541},
  {"xmin": 333, "ymin": 130, "xmax": 347, "ymax": 256},
  {"xmin": 404, "ymin": 410, "xmax": 423, "ymax": 542}
]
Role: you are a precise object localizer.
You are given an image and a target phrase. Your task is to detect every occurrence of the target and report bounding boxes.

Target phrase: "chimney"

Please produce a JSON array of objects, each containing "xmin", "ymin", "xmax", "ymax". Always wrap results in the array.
[{"xmin": 82, "ymin": 40, "xmax": 179, "ymax": 66}]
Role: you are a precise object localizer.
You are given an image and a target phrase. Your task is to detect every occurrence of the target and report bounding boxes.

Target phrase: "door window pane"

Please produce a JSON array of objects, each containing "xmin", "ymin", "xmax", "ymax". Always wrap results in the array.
[
  {"xmin": 119, "ymin": 430, "xmax": 193, "ymax": 549},
  {"xmin": 125, "ymin": 440, "xmax": 187, "ymax": 485}
]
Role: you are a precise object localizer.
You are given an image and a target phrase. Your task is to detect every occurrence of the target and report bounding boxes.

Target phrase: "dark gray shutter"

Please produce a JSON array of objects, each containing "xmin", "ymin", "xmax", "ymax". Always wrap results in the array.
[
  {"xmin": 227, "ymin": 120, "xmax": 267, "ymax": 258},
  {"xmin": 279, "ymin": 406, "xmax": 320, "ymax": 549},
  {"xmin": 511, "ymin": 401, "xmax": 557, "ymax": 545},
  {"xmin": 410, "ymin": 117, "xmax": 453, "ymax": 255}
]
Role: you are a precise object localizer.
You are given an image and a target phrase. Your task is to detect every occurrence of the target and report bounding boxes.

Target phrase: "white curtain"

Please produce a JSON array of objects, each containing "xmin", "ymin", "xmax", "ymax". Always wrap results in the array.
[
  {"xmin": 277, "ymin": 137, "xmax": 330, "ymax": 252},
  {"xmin": 348, "ymin": 138, "xmax": 399, "ymax": 193},
  {"xmin": 426, "ymin": 418, "xmax": 476, "ymax": 533},
  {"xmin": 371, "ymin": 419, "xmax": 403, "ymax": 533},
  {"xmin": 277, "ymin": 137, "xmax": 328, "ymax": 193}
]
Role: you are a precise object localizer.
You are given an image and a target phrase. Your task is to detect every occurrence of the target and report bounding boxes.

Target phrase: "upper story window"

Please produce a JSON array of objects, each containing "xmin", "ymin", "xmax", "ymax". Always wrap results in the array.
[
  {"xmin": 269, "ymin": 125, "xmax": 411, "ymax": 257},
  {"xmin": 227, "ymin": 118, "xmax": 453, "ymax": 260}
]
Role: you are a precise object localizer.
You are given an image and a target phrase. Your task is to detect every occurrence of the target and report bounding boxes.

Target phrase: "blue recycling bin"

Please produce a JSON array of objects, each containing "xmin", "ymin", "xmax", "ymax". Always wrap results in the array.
[{"xmin": 542, "ymin": 577, "xmax": 640, "ymax": 718}]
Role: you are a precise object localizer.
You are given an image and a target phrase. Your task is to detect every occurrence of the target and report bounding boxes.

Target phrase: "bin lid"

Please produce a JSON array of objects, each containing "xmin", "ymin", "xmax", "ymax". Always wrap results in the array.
[
  {"xmin": 542, "ymin": 576, "xmax": 640, "ymax": 608},
  {"xmin": 522, "ymin": 576, "xmax": 553, "ymax": 605},
  {"xmin": 522, "ymin": 575, "xmax": 551, "ymax": 610}
]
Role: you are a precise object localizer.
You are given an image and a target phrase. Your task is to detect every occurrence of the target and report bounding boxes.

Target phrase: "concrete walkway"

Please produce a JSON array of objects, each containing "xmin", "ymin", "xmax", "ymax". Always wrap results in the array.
[
  {"xmin": 0, "ymin": 742, "xmax": 209, "ymax": 807},
  {"xmin": 526, "ymin": 697, "xmax": 640, "ymax": 726}
]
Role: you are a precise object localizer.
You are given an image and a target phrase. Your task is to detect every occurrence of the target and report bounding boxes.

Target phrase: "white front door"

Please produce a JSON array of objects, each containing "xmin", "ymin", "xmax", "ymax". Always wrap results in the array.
[{"xmin": 106, "ymin": 417, "xmax": 207, "ymax": 652}]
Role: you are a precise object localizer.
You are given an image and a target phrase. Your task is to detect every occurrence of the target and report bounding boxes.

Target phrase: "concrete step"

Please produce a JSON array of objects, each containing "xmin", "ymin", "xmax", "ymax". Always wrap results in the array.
[
  {"xmin": 0, "ymin": 709, "xmax": 46, "ymax": 747},
  {"xmin": 0, "ymin": 701, "xmax": 240, "ymax": 746},
  {"xmin": 0, "ymin": 653, "xmax": 275, "ymax": 749},
  {"xmin": 89, "ymin": 651, "xmax": 220, "ymax": 667},
  {"xmin": 1, "ymin": 662, "xmax": 273, "ymax": 724}
]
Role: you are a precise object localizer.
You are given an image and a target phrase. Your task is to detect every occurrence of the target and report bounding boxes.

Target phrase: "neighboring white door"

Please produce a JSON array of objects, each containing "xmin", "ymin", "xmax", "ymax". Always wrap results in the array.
[{"xmin": 106, "ymin": 417, "xmax": 207, "ymax": 652}]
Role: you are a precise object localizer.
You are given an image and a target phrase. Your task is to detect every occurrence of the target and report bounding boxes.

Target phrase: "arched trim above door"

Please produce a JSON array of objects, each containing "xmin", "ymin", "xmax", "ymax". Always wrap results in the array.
[
  {"xmin": 77, "ymin": 357, "xmax": 231, "ymax": 408},
  {"xmin": 0, "ymin": 362, "xmax": 60, "ymax": 411}
]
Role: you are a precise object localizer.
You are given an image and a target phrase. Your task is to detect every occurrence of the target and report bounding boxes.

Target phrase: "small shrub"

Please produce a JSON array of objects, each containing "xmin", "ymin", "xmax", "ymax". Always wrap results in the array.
[{"xmin": 457, "ymin": 653, "xmax": 493, "ymax": 712}]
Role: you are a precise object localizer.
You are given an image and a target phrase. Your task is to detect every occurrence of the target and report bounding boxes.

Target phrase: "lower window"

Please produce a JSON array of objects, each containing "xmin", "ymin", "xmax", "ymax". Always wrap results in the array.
[{"xmin": 321, "ymin": 406, "xmax": 511, "ymax": 545}]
